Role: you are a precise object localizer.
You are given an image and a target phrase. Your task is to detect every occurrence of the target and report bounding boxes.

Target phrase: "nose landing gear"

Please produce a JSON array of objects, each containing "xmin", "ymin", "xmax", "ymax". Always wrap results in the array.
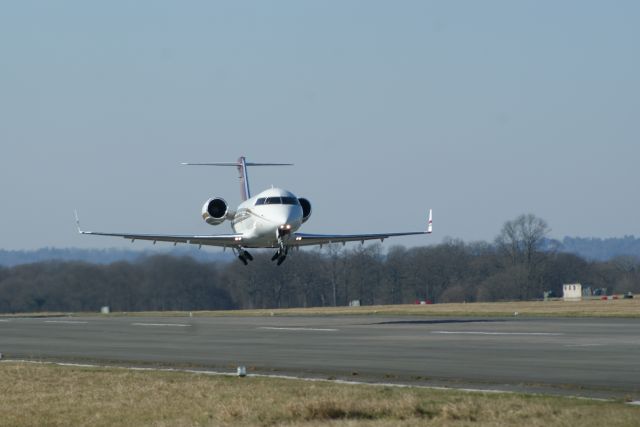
[
  {"xmin": 271, "ymin": 244, "xmax": 289, "ymax": 266},
  {"xmin": 276, "ymin": 252, "xmax": 287, "ymax": 265},
  {"xmin": 271, "ymin": 228, "xmax": 291, "ymax": 265},
  {"xmin": 271, "ymin": 249, "xmax": 288, "ymax": 265}
]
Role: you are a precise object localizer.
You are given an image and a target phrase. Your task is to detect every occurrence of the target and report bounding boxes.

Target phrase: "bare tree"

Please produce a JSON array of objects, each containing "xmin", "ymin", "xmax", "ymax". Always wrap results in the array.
[
  {"xmin": 384, "ymin": 246, "xmax": 408, "ymax": 304},
  {"xmin": 495, "ymin": 214, "xmax": 550, "ymax": 298},
  {"xmin": 324, "ymin": 244, "xmax": 344, "ymax": 306},
  {"xmin": 496, "ymin": 214, "xmax": 550, "ymax": 267}
]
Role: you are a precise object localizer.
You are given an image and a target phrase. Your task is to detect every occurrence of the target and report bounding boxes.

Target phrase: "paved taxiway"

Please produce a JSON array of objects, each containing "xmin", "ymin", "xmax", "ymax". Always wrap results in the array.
[{"xmin": 1, "ymin": 315, "xmax": 639, "ymax": 398}]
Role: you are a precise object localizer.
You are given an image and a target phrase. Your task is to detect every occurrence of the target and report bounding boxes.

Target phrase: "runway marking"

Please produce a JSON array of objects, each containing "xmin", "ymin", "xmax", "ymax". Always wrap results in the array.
[
  {"xmin": 131, "ymin": 323, "xmax": 192, "ymax": 327},
  {"xmin": 0, "ymin": 319, "xmax": 11, "ymax": 322},
  {"xmin": 258, "ymin": 327, "xmax": 339, "ymax": 332},
  {"xmin": 431, "ymin": 331, "xmax": 564, "ymax": 336},
  {"xmin": 565, "ymin": 343, "xmax": 604, "ymax": 347},
  {"xmin": 44, "ymin": 320, "xmax": 88, "ymax": 324}
]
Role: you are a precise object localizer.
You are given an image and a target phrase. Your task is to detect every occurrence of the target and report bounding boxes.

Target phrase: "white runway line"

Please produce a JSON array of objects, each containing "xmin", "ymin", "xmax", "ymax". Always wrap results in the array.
[
  {"xmin": 44, "ymin": 320, "xmax": 88, "ymax": 324},
  {"xmin": 258, "ymin": 327, "xmax": 339, "ymax": 332},
  {"xmin": 131, "ymin": 323, "xmax": 192, "ymax": 327},
  {"xmin": 565, "ymin": 343, "xmax": 604, "ymax": 347},
  {"xmin": 0, "ymin": 319, "xmax": 11, "ymax": 322},
  {"xmin": 431, "ymin": 331, "xmax": 564, "ymax": 336},
  {"xmin": 0, "ymin": 359, "xmax": 614, "ymax": 403}
]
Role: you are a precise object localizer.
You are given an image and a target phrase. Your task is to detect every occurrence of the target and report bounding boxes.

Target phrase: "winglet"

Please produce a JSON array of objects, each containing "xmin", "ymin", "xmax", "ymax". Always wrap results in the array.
[
  {"xmin": 74, "ymin": 210, "xmax": 84, "ymax": 234},
  {"xmin": 427, "ymin": 209, "xmax": 433, "ymax": 234}
]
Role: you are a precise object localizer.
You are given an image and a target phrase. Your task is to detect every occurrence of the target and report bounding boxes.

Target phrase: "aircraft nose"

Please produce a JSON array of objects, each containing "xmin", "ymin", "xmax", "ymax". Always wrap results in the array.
[{"xmin": 274, "ymin": 206, "xmax": 302, "ymax": 228}]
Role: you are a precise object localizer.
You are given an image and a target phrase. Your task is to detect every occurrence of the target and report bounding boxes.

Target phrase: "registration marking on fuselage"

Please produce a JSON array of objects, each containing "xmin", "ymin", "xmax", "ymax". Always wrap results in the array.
[
  {"xmin": 431, "ymin": 331, "xmax": 563, "ymax": 336},
  {"xmin": 258, "ymin": 327, "xmax": 339, "ymax": 332}
]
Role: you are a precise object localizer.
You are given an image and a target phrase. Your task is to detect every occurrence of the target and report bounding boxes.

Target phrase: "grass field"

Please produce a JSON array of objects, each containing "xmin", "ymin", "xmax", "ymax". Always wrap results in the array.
[
  {"xmin": 2, "ymin": 298, "xmax": 639, "ymax": 319},
  {"xmin": 1, "ymin": 362, "xmax": 639, "ymax": 427},
  {"xmin": 191, "ymin": 298, "xmax": 640, "ymax": 318}
]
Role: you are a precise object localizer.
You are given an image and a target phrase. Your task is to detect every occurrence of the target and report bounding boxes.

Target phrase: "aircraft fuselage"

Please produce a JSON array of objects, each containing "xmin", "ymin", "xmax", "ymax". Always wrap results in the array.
[{"xmin": 231, "ymin": 187, "xmax": 303, "ymax": 248}]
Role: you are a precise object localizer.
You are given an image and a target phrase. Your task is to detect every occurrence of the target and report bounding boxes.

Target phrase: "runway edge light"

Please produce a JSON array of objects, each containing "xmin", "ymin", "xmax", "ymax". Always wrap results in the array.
[{"xmin": 237, "ymin": 366, "xmax": 247, "ymax": 377}]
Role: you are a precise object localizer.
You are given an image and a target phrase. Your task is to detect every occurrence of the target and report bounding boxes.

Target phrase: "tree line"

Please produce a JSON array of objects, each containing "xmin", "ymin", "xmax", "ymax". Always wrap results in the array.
[{"xmin": 1, "ymin": 214, "xmax": 639, "ymax": 313}]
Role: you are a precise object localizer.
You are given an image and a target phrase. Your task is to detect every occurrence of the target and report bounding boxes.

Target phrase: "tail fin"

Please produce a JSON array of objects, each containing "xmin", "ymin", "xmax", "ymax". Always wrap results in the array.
[
  {"xmin": 427, "ymin": 209, "xmax": 433, "ymax": 234},
  {"xmin": 182, "ymin": 156, "xmax": 293, "ymax": 201},
  {"xmin": 237, "ymin": 157, "xmax": 250, "ymax": 201}
]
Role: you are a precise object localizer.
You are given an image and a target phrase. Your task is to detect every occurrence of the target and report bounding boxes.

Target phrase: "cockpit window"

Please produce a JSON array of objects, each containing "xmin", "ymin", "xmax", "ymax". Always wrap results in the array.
[
  {"xmin": 256, "ymin": 196, "xmax": 299, "ymax": 205},
  {"xmin": 281, "ymin": 197, "xmax": 299, "ymax": 205}
]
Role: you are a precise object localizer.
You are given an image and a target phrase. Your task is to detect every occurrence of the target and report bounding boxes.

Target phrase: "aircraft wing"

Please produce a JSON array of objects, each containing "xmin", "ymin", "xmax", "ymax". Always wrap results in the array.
[
  {"xmin": 75, "ymin": 212, "xmax": 242, "ymax": 247},
  {"xmin": 291, "ymin": 209, "xmax": 433, "ymax": 247},
  {"xmin": 291, "ymin": 231, "xmax": 429, "ymax": 247},
  {"xmin": 77, "ymin": 230, "xmax": 243, "ymax": 247}
]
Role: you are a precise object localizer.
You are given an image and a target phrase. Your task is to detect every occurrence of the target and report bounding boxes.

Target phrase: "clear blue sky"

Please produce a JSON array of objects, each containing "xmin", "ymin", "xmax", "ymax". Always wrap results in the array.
[{"xmin": 1, "ymin": 1, "xmax": 638, "ymax": 250}]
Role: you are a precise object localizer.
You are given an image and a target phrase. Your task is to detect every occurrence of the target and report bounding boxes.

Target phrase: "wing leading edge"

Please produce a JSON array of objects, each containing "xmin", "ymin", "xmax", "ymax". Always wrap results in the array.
[
  {"xmin": 74, "ymin": 209, "xmax": 432, "ymax": 249},
  {"xmin": 291, "ymin": 209, "xmax": 433, "ymax": 247},
  {"xmin": 74, "ymin": 212, "xmax": 243, "ymax": 247},
  {"xmin": 77, "ymin": 230, "xmax": 244, "ymax": 247}
]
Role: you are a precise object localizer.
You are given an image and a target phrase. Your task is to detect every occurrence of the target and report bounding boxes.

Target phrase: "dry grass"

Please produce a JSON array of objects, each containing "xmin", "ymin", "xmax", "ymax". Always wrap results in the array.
[
  {"xmin": 192, "ymin": 298, "xmax": 640, "ymax": 318},
  {"xmin": 2, "ymin": 298, "xmax": 639, "ymax": 319},
  {"xmin": 1, "ymin": 362, "xmax": 638, "ymax": 427}
]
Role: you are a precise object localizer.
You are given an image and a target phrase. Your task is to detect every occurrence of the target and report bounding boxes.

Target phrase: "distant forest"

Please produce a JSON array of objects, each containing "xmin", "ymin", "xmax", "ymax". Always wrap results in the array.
[
  {"xmin": 554, "ymin": 236, "xmax": 640, "ymax": 261},
  {"xmin": 1, "ymin": 214, "xmax": 639, "ymax": 314},
  {"xmin": 0, "ymin": 247, "xmax": 231, "ymax": 267},
  {"xmin": 2, "ymin": 235, "xmax": 640, "ymax": 267}
]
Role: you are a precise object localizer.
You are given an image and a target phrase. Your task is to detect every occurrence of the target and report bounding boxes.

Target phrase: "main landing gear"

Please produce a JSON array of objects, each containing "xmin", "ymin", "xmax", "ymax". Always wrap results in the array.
[
  {"xmin": 234, "ymin": 247, "xmax": 289, "ymax": 266},
  {"xmin": 236, "ymin": 249, "xmax": 254, "ymax": 265}
]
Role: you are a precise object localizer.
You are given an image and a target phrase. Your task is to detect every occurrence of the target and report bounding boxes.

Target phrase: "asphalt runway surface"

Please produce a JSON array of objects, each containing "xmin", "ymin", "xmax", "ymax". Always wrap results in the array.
[{"xmin": 2, "ymin": 315, "xmax": 639, "ymax": 398}]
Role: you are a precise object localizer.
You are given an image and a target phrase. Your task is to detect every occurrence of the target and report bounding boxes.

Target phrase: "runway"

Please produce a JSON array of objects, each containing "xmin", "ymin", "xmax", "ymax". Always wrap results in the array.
[{"xmin": 2, "ymin": 315, "xmax": 639, "ymax": 398}]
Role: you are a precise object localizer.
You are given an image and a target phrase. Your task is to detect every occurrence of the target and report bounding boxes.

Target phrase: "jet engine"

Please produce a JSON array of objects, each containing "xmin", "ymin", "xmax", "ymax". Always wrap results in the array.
[
  {"xmin": 202, "ymin": 197, "xmax": 229, "ymax": 225},
  {"xmin": 298, "ymin": 197, "xmax": 312, "ymax": 223}
]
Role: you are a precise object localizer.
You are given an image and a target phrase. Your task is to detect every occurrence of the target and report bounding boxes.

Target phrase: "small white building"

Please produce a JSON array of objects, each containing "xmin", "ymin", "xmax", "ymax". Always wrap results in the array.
[{"xmin": 563, "ymin": 283, "xmax": 582, "ymax": 301}]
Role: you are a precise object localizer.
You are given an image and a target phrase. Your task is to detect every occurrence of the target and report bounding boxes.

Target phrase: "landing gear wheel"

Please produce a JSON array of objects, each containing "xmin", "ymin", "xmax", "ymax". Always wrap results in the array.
[{"xmin": 272, "ymin": 246, "xmax": 289, "ymax": 265}]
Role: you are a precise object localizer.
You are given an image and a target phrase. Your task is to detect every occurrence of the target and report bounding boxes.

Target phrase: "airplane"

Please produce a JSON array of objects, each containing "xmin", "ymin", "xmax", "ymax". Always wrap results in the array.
[{"xmin": 76, "ymin": 156, "xmax": 433, "ymax": 265}]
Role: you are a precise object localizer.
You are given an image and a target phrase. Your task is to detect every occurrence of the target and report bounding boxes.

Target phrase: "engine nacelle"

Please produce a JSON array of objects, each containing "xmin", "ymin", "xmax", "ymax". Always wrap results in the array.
[
  {"xmin": 202, "ymin": 197, "xmax": 229, "ymax": 226},
  {"xmin": 298, "ymin": 197, "xmax": 312, "ymax": 223}
]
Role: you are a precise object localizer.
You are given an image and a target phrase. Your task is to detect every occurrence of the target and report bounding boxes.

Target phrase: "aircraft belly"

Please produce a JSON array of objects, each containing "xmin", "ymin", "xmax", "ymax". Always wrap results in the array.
[
  {"xmin": 230, "ymin": 214, "xmax": 277, "ymax": 248},
  {"xmin": 249, "ymin": 217, "xmax": 278, "ymax": 247},
  {"xmin": 231, "ymin": 206, "xmax": 302, "ymax": 248}
]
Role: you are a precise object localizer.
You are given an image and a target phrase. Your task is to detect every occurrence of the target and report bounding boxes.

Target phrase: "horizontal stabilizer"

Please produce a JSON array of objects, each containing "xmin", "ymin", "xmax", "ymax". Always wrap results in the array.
[
  {"xmin": 182, "ymin": 162, "xmax": 293, "ymax": 166},
  {"xmin": 182, "ymin": 156, "xmax": 293, "ymax": 201}
]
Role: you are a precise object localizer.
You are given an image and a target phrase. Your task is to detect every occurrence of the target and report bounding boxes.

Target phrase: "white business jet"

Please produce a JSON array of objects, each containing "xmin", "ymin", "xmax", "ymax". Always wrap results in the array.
[{"xmin": 76, "ymin": 157, "xmax": 432, "ymax": 265}]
